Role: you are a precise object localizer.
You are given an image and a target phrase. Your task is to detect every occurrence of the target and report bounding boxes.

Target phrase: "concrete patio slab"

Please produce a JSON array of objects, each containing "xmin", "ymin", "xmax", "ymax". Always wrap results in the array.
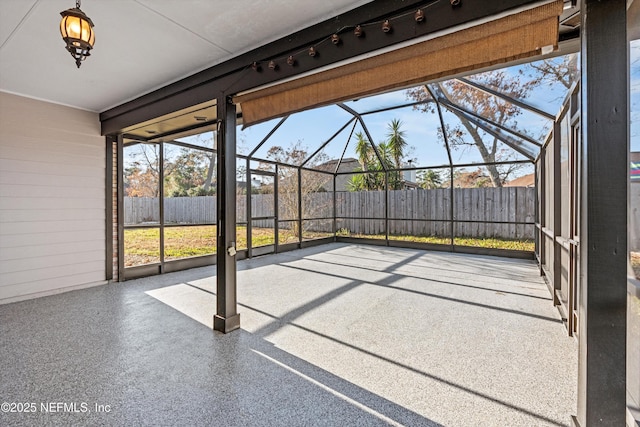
[{"xmin": 0, "ymin": 243, "xmax": 577, "ymax": 426}]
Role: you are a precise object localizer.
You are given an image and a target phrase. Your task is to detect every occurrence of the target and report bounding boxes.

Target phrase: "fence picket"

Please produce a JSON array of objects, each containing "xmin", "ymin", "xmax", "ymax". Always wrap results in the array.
[{"xmin": 125, "ymin": 187, "xmax": 535, "ymax": 239}]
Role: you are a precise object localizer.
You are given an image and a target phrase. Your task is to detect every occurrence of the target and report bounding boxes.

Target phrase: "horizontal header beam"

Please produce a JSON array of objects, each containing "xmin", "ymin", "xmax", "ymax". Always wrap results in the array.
[{"xmin": 101, "ymin": 0, "xmax": 548, "ymax": 135}]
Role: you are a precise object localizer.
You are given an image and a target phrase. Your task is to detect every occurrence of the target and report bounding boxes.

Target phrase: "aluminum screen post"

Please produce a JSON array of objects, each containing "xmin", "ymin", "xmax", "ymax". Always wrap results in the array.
[
  {"xmin": 575, "ymin": 0, "xmax": 627, "ymax": 424},
  {"xmin": 214, "ymin": 97, "xmax": 240, "ymax": 333}
]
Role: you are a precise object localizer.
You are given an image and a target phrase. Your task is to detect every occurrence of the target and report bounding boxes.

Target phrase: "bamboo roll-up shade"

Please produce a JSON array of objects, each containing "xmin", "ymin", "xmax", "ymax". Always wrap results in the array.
[{"xmin": 236, "ymin": 1, "xmax": 563, "ymax": 127}]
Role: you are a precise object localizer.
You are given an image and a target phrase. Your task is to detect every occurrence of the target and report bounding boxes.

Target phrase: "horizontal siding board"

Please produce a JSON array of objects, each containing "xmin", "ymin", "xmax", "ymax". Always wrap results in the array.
[
  {"xmin": 0, "ymin": 135, "xmax": 105, "ymax": 156},
  {"xmin": 0, "ymin": 197, "xmax": 104, "ymax": 211},
  {"xmin": 0, "ymin": 127, "xmax": 103, "ymax": 148},
  {"xmin": 0, "ymin": 184, "xmax": 104, "ymax": 199},
  {"xmin": 1, "ymin": 96, "xmax": 100, "ymax": 136},
  {"xmin": 0, "ymin": 220, "xmax": 104, "ymax": 235},
  {"xmin": 0, "ymin": 260, "xmax": 105, "ymax": 287},
  {"xmin": 0, "ymin": 272, "xmax": 106, "ymax": 301},
  {"xmin": 0, "ymin": 171, "xmax": 104, "ymax": 188},
  {"xmin": 0, "ymin": 147, "xmax": 105, "ymax": 169},
  {"xmin": 0, "ymin": 230, "xmax": 105, "ymax": 248},
  {"xmin": 0, "ymin": 241, "xmax": 105, "ymax": 261},
  {"xmin": 0, "ymin": 158, "xmax": 104, "ymax": 178},
  {"xmin": 0, "ymin": 208, "xmax": 104, "ymax": 223},
  {"xmin": 0, "ymin": 92, "xmax": 105, "ymax": 301},
  {"xmin": 0, "ymin": 250, "xmax": 105, "ymax": 274}
]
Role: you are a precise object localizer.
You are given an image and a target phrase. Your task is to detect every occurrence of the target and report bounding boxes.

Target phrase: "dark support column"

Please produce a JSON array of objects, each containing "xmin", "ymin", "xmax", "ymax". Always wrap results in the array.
[
  {"xmin": 246, "ymin": 158, "xmax": 252, "ymax": 258},
  {"xmin": 385, "ymin": 171, "xmax": 389, "ymax": 244},
  {"xmin": 159, "ymin": 141, "xmax": 165, "ymax": 274},
  {"xmin": 214, "ymin": 97, "xmax": 240, "ymax": 334},
  {"xmin": 332, "ymin": 174, "xmax": 337, "ymax": 238},
  {"xmin": 576, "ymin": 0, "xmax": 627, "ymax": 425},
  {"xmin": 553, "ymin": 120, "xmax": 562, "ymax": 306},
  {"xmin": 274, "ymin": 164, "xmax": 279, "ymax": 253},
  {"xmin": 449, "ymin": 167, "xmax": 454, "ymax": 249},
  {"xmin": 298, "ymin": 169, "xmax": 303, "ymax": 245},
  {"xmin": 536, "ymin": 155, "xmax": 544, "ymax": 276},
  {"xmin": 117, "ymin": 134, "xmax": 125, "ymax": 282},
  {"xmin": 105, "ymin": 136, "xmax": 114, "ymax": 281}
]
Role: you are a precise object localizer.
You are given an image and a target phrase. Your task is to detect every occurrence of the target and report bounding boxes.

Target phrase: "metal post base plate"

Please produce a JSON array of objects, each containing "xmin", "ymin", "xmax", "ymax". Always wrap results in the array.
[{"xmin": 213, "ymin": 313, "xmax": 241, "ymax": 334}]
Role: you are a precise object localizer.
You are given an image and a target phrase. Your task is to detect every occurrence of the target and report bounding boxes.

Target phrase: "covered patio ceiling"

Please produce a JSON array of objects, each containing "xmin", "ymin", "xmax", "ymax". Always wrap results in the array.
[
  {"xmin": 0, "ymin": 0, "xmax": 371, "ymax": 112},
  {"xmin": 0, "ymin": 1, "xmax": 581, "ymax": 118},
  {"xmin": 101, "ymin": 0, "xmax": 581, "ymax": 141}
]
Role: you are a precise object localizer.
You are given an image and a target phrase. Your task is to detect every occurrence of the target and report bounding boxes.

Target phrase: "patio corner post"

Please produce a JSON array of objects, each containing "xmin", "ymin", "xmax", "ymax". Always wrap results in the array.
[
  {"xmin": 576, "ymin": 0, "xmax": 627, "ymax": 425},
  {"xmin": 214, "ymin": 96, "xmax": 240, "ymax": 333}
]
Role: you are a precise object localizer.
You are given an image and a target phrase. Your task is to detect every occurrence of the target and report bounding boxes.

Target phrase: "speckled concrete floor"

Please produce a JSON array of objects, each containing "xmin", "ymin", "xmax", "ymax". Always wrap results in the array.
[{"xmin": 0, "ymin": 243, "xmax": 577, "ymax": 426}]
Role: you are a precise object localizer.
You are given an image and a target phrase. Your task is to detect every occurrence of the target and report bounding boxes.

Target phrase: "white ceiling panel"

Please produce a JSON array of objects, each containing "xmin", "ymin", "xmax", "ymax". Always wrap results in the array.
[
  {"xmin": 135, "ymin": 0, "xmax": 370, "ymax": 55},
  {"xmin": 0, "ymin": 0, "xmax": 38, "ymax": 47},
  {"xmin": 0, "ymin": 0, "xmax": 370, "ymax": 112}
]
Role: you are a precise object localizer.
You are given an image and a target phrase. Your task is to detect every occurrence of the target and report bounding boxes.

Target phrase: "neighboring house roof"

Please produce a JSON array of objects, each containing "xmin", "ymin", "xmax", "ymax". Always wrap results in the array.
[
  {"xmin": 505, "ymin": 173, "xmax": 535, "ymax": 187},
  {"xmin": 316, "ymin": 158, "xmax": 360, "ymax": 174}
]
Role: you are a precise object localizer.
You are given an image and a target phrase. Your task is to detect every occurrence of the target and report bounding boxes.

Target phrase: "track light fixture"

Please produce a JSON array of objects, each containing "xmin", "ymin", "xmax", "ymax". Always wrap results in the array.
[
  {"xmin": 381, "ymin": 20, "xmax": 392, "ymax": 33},
  {"xmin": 308, "ymin": 47, "xmax": 317, "ymax": 57},
  {"xmin": 415, "ymin": 9, "xmax": 425, "ymax": 22},
  {"xmin": 354, "ymin": 25, "xmax": 363, "ymax": 37},
  {"xmin": 331, "ymin": 34, "xmax": 340, "ymax": 45}
]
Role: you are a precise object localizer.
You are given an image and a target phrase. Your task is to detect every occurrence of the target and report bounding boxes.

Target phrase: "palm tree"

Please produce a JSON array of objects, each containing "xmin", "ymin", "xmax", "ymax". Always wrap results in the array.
[
  {"xmin": 386, "ymin": 119, "xmax": 407, "ymax": 169},
  {"xmin": 349, "ymin": 122, "xmax": 410, "ymax": 191},
  {"xmin": 354, "ymin": 131, "xmax": 371, "ymax": 171},
  {"xmin": 385, "ymin": 119, "xmax": 408, "ymax": 189}
]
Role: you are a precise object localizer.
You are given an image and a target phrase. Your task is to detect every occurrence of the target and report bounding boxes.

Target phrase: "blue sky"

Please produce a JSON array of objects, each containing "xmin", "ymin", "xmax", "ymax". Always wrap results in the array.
[{"xmin": 236, "ymin": 55, "xmax": 582, "ymax": 177}]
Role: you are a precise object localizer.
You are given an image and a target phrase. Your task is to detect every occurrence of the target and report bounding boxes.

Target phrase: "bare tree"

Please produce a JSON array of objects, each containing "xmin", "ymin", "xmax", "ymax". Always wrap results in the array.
[
  {"xmin": 524, "ymin": 54, "xmax": 579, "ymax": 90},
  {"xmin": 407, "ymin": 54, "xmax": 579, "ymax": 187},
  {"xmin": 256, "ymin": 141, "xmax": 332, "ymax": 237}
]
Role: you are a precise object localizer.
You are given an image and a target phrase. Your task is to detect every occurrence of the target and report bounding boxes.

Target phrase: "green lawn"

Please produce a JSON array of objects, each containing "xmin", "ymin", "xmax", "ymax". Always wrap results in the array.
[
  {"xmin": 124, "ymin": 226, "xmax": 332, "ymax": 267},
  {"xmin": 338, "ymin": 231, "xmax": 534, "ymax": 251},
  {"xmin": 124, "ymin": 226, "xmax": 534, "ymax": 267}
]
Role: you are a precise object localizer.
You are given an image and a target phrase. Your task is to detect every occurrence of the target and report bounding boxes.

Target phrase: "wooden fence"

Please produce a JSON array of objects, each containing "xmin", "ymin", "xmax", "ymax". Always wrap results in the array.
[{"xmin": 124, "ymin": 186, "xmax": 535, "ymax": 239}]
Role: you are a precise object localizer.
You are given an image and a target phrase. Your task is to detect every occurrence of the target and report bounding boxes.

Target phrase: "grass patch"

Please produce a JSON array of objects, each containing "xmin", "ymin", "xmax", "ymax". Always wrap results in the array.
[
  {"xmin": 338, "ymin": 230, "xmax": 533, "ymax": 251},
  {"xmin": 165, "ymin": 226, "xmax": 217, "ymax": 260},
  {"xmin": 124, "ymin": 226, "xmax": 331, "ymax": 267},
  {"xmin": 454, "ymin": 237, "xmax": 534, "ymax": 251},
  {"xmin": 125, "ymin": 226, "xmax": 534, "ymax": 267},
  {"xmin": 389, "ymin": 235, "xmax": 452, "ymax": 246},
  {"xmin": 124, "ymin": 228, "xmax": 160, "ymax": 267}
]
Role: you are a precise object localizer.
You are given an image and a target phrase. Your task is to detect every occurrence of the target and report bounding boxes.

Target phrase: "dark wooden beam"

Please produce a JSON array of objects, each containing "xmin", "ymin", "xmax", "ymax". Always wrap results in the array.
[
  {"xmin": 575, "ymin": 0, "xmax": 627, "ymax": 425},
  {"xmin": 105, "ymin": 135, "xmax": 114, "ymax": 281},
  {"xmin": 213, "ymin": 97, "xmax": 240, "ymax": 333},
  {"xmin": 101, "ymin": 0, "xmax": 544, "ymax": 135},
  {"xmin": 116, "ymin": 134, "xmax": 125, "ymax": 282}
]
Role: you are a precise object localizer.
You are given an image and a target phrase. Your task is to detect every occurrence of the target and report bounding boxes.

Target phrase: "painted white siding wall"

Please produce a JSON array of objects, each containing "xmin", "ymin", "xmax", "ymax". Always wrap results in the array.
[{"xmin": 0, "ymin": 92, "xmax": 106, "ymax": 303}]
